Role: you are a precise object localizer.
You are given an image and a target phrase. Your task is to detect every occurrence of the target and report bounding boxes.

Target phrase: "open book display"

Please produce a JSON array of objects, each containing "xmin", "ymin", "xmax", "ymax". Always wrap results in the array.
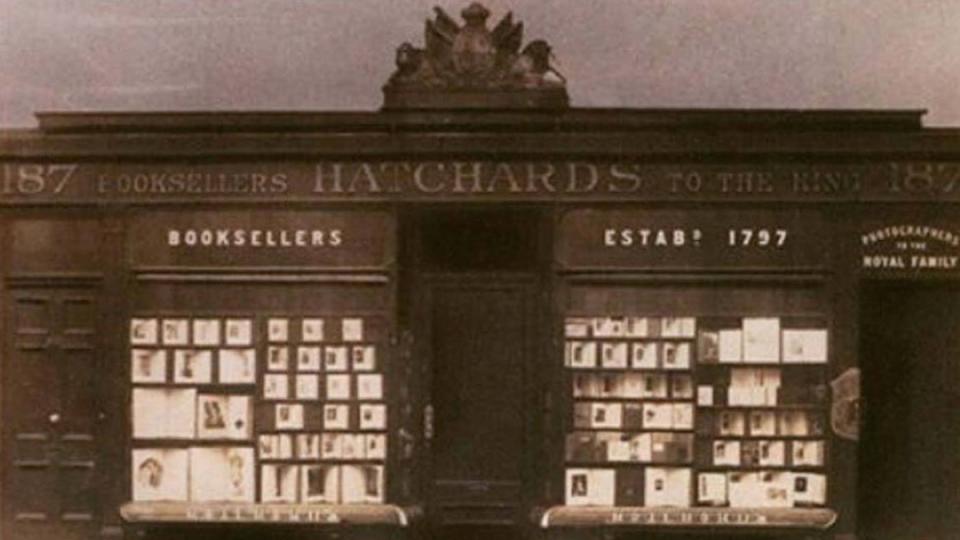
[
  {"xmin": 564, "ymin": 316, "xmax": 829, "ymax": 508},
  {"xmin": 130, "ymin": 315, "xmax": 387, "ymax": 505}
]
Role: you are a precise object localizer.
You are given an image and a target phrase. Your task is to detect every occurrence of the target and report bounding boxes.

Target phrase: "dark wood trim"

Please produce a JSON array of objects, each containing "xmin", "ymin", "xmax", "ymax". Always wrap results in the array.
[{"xmin": 134, "ymin": 273, "xmax": 390, "ymax": 284}]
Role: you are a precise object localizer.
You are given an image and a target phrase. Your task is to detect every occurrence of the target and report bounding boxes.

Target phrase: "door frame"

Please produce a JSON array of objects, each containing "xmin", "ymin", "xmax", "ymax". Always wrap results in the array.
[{"xmin": 414, "ymin": 271, "xmax": 545, "ymax": 523}]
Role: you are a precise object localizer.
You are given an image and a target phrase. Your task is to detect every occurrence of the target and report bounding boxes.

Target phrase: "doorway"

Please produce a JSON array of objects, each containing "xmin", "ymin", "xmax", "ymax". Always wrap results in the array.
[
  {"xmin": 408, "ymin": 208, "xmax": 546, "ymax": 530},
  {"xmin": 859, "ymin": 282, "xmax": 960, "ymax": 540}
]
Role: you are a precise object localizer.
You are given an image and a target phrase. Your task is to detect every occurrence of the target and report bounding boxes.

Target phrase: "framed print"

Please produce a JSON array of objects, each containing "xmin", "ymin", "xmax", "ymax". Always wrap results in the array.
[
  {"xmin": 323, "ymin": 404, "xmax": 350, "ymax": 430},
  {"xmin": 189, "ymin": 447, "xmax": 255, "ymax": 502},
  {"xmin": 645, "ymin": 467, "xmax": 692, "ymax": 507},
  {"xmin": 351, "ymin": 346, "xmax": 376, "ymax": 372},
  {"xmin": 698, "ymin": 331, "xmax": 720, "ymax": 364},
  {"xmin": 640, "ymin": 373, "xmax": 668, "ymax": 399},
  {"xmin": 324, "ymin": 346, "xmax": 349, "ymax": 372},
  {"xmin": 301, "ymin": 465, "xmax": 340, "ymax": 504},
  {"xmin": 130, "ymin": 318, "xmax": 159, "ymax": 345},
  {"xmin": 340, "ymin": 465, "xmax": 366, "ymax": 503},
  {"xmin": 342, "ymin": 318, "xmax": 364, "ymax": 342},
  {"xmin": 671, "ymin": 374, "xmax": 694, "ymax": 399},
  {"xmin": 321, "ymin": 433, "xmax": 343, "ymax": 459},
  {"xmin": 197, "ymin": 394, "xmax": 251, "ymax": 440},
  {"xmin": 326, "ymin": 374, "xmax": 352, "ymax": 400},
  {"xmin": 296, "ymin": 374, "xmax": 320, "ymax": 400},
  {"xmin": 268, "ymin": 318, "xmax": 289, "ymax": 343},
  {"xmin": 698, "ymin": 473, "xmax": 728, "ymax": 506},
  {"xmin": 625, "ymin": 317, "xmax": 651, "ymax": 337},
  {"xmin": 359, "ymin": 404, "xmax": 387, "ymax": 430},
  {"xmin": 574, "ymin": 373, "xmax": 602, "ymax": 398},
  {"xmin": 749, "ymin": 410, "xmax": 778, "ymax": 436},
  {"xmin": 297, "ymin": 434, "xmax": 321, "ymax": 459},
  {"xmin": 131, "ymin": 349, "xmax": 167, "ymax": 383},
  {"xmin": 564, "ymin": 317, "xmax": 590, "ymax": 338},
  {"xmin": 783, "ymin": 329, "xmax": 828, "ymax": 364},
  {"xmin": 696, "ymin": 385, "xmax": 714, "ymax": 406},
  {"xmin": 717, "ymin": 411, "xmax": 746, "ymax": 436},
  {"xmin": 302, "ymin": 318, "xmax": 325, "ymax": 342},
  {"xmin": 591, "ymin": 403, "xmax": 623, "ymax": 429},
  {"xmin": 714, "ymin": 440, "xmax": 742, "ymax": 466},
  {"xmin": 661, "ymin": 342, "xmax": 691, "ymax": 370},
  {"xmin": 261, "ymin": 464, "xmax": 299, "ymax": 503},
  {"xmin": 161, "ymin": 319, "xmax": 189, "ymax": 346},
  {"xmin": 224, "ymin": 319, "xmax": 252, "ymax": 346},
  {"xmin": 661, "ymin": 317, "xmax": 696, "ymax": 338},
  {"xmin": 297, "ymin": 347, "xmax": 322, "ymax": 372},
  {"xmin": 132, "ymin": 448, "xmax": 188, "ymax": 502},
  {"xmin": 600, "ymin": 342, "xmax": 629, "ymax": 369},
  {"xmin": 598, "ymin": 374, "xmax": 623, "ymax": 398},
  {"xmin": 341, "ymin": 433, "xmax": 364, "ymax": 459},
  {"xmin": 219, "ymin": 349, "xmax": 256, "ymax": 384},
  {"xmin": 356, "ymin": 374, "xmax": 383, "ymax": 400},
  {"xmin": 792, "ymin": 440, "xmax": 825, "ymax": 466},
  {"xmin": 672, "ymin": 403, "xmax": 694, "ymax": 429},
  {"xmin": 793, "ymin": 473, "xmax": 827, "ymax": 505},
  {"xmin": 718, "ymin": 329, "xmax": 743, "ymax": 363},
  {"xmin": 759, "ymin": 440, "xmax": 786, "ymax": 466},
  {"xmin": 257, "ymin": 434, "xmax": 293, "ymax": 459},
  {"xmin": 192, "ymin": 319, "xmax": 221, "ymax": 346},
  {"xmin": 631, "ymin": 342, "xmax": 658, "ymax": 369},
  {"xmin": 267, "ymin": 346, "xmax": 290, "ymax": 372},
  {"xmin": 743, "ymin": 317, "xmax": 781, "ymax": 363},
  {"xmin": 263, "ymin": 374, "xmax": 289, "ymax": 400},
  {"xmin": 132, "ymin": 388, "xmax": 196, "ymax": 439},
  {"xmin": 641, "ymin": 403, "xmax": 672, "ymax": 429},
  {"xmin": 565, "ymin": 468, "xmax": 592, "ymax": 506},
  {"xmin": 779, "ymin": 410, "xmax": 811, "ymax": 436},
  {"xmin": 359, "ymin": 465, "xmax": 385, "ymax": 503},
  {"xmin": 275, "ymin": 403, "xmax": 305, "ymax": 430},
  {"xmin": 565, "ymin": 341, "xmax": 597, "ymax": 369},
  {"xmin": 365, "ymin": 434, "xmax": 387, "ymax": 460},
  {"xmin": 173, "ymin": 349, "xmax": 213, "ymax": 384}
]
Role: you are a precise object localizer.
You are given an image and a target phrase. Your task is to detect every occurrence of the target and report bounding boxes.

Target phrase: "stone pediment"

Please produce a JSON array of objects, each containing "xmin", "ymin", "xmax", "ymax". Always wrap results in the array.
[{"xmin": 383, "ymin": 3, "xmax": 568, "ymax": 109}]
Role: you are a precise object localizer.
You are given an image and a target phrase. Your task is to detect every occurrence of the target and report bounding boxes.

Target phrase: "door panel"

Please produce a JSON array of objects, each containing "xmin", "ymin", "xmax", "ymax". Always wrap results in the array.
[
  {"xmin": 426, "ymin": 278, "xmax": 533, "ymax": 522},
  {"xmin": 3, "ymin": 287, "xmax": 100, "ymax": 540}
]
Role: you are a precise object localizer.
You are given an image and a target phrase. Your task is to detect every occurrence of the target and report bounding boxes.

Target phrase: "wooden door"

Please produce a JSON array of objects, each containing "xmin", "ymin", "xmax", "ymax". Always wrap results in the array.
[
  {"xmin": 2, "ymin": 286, "xmax": 100, "ymax": 540},
  {"xmin": 423, "ymin": 277, "xmax": 535, "ymax": 525},
  {"xmin": 859, "ymin": 283, "xmax": 960, "ymax": 540}
]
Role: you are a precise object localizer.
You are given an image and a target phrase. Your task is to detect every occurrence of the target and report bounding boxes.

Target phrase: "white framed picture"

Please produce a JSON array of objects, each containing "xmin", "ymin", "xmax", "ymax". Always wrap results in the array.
[
  {"xmin": 301, "ymin": 465, "xmax": 340, "ymax": 504},
  {"xmin": 600, "ymin": 342, "xmax": 629, "ymax": 369},
  {"xmin": 631, "ymin": 342, "xmax": 658, "ymax": 369},
  {"xmin": 131, "ymin": 349, "xmax": 167, "ymax": 383},
  {"xmin": 661, "ymin": 342, "xmax": 691, "ymax": 370},
  {"xmin": 275, "ymin": 403, "xmax": 305, "ymax": 431},
  {"xmin": 130, "ymin": 318, "xmax": 159, "ymax": 345},
  {"xmin": 324, "ymin": 346, "xmax": 349, "ymax": 372},
  {"xmin": 219, "ymin": 349, "xmax": 256, "ymax": 384},
  {"xmin": 197, "ymin": 394, "xmax": 251, "ymax": 440},
  {"xmin": 173, "ymin": 349, "xmax": 213, "ymax": 384},
  {"xmin": 161, "ymin": 319, "xmax": 189, "ymax": 346},
  {"xmin": 565, "ymin": 341, "xmax": 597, "ymax": 369},
  {"xmin": 267, "ymin": 346, "xmax": 290, "ymax": 371},
  {"xmin": 192, "ymin": 319, "xmax": 221, "ymax": 346},
  {"xmin": 132, "ymin": 448, "xmax": 188, "ymax": 502},
  {"xmin": 342, "ymin": 318, "xmax": 364, "ymax": 342},
  {"xmin": 365, "ymin": 434, "xmax": 387, "ymax": 460},
  {"xmin": 356, "ymin": 374, "xmax": 384, "ymax": 400},
  {"xmin": 341, "ymin": 433, "xmax": 365, "ymax": 460},
  {"xmin": 297, "ymin": 347, "xmax": 322, "ymax": 372},
  {"xmin": 263, "ymin": 374, "xmax": 289, "ymax": 400},
  {"xmin": 783, "ymin": 329, "xmax": 828, "ymax": 364},
  {"xmin": 743, "ymin": 318, "xmax": 781, "ymax": 363},
  {"xmin": 268, "ymin": 318, "xmax": 289, "ymax": 343},
  {"xmin": 296, "ymin": 374, "xmax": 320, "ymax": 400},
  {"xmin": 189, "ymin": 447, "xmax": 255, "ymax": 502},
  {"xmin": 132, "ymin": 388, "xmax": 196, "ymax": 439},
  {"xmin": 661, "ymin": 317, "xmax": 696, "ymax": 338},
  {"xmin": 258, "ymin": 433, "xmax": 293, "ymax": 460},
  {"xmin": 359, "ymin": 404, "xmax": 387, "ymax": 430},
  {"xmin": 564, "ymin": 317, "xmax": 590, "ymax": 338},
  {"xmin": 224, "ymin": 319, "xmax": 252, "ymax": 346},
  {"xmin": 321, "ymin": 433, "xmax": 343, "ymax": 459},
  {"xmin": 261, "ymin": 464, "xmax": 299, "ymax": 503},
  {"xmin": 351, "ymin": 345, "xmax": 377, "ymax": 371},
  {"xmin": 326, "ymin": 374, "xmax": 352, "ymax": 400},
  {"xmin": 323, "ymin": 404, "xmax": 350, "ymax": 430},
  {"xmin": 297, "ymin": 434, "xmax": 321, "ymax": 459},
  {"xmin": 302, "ymin": 318, "xmax": 325, "ymax": 342}
]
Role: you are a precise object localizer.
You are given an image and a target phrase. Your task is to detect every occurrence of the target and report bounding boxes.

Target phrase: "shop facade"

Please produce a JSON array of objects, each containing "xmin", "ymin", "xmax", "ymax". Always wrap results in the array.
[{"xmin": 1, "ymin": 5, "xmax": 959, "ymax": 540}]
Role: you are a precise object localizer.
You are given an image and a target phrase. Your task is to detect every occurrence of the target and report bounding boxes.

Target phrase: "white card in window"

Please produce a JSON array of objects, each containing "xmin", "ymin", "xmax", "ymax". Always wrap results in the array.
[
  {"xmin": 626, "ymin": 317, "xmax": 651, "ymax": 337},
  {"xmin": 340, "ymin": 465, "xmax": 368, "ymax": 503},
  {"xmin": 352, "ymin": 346, "xmax": 377, "ymax": 371},
  {"xmin": 793, "ymin": 473, "xmax": 827, "ymax": 505},
  {"xmin": 267, "ymin": 346, "xmax": 290, "ymax": 372},
  {"xmin": 173, "ymin": 349, "xmax": 212, "ymax": 384},
  {"xmin": 296, "ymin": 347, "xmax": 322, "ymax": 372},
  {"xmin": 132, "ymin": 448, "xmax": 188, "ymax": 502},
  {"xmin": 662, "ymin": 317, "xmax": 695, "ymax": 338},
  {"xmin": 268, "ymin": 318, "xmax": 289, "ymax": 343},
  {"xmin": 359, "ymin": 404, "xmax": 387, "ymax": 430},
  {"xmin": 189, "ymin": 447, "xmax": 255, "ymax": 502},
  {"xmin": 672, "ymin": 403, "xmax": 694, "ymax": 430},
  {"xmin": 197, "ymin": 394, "xmax": 232, "ymax": 439},
  {"xmin": 792, "ymin": 440, "xmax": 825, "ymax": 466},
  {"xmin": 324, "ymin": 346, "xmax": 349, "ymax": 372},
  {"xmin": 219, "ymin": 349, "xmax": 256, "ymax": 384},
  {"xmin": 365, "ymin": 434, "xmax": 387, "ymax": 460},
  {"xmin": 131, "ymin": 349, "xmax": 167, "ymax": 383},
  {"xmin": 296, "ymin": 434, "xmax": 321, "ymax": 459},
  {"xmin": 632, "ymin": 342, "xmax": 658, "ymax": 369},
  {"xmin": 341, "ymin": 433, "xmax": 364, "ymax": 460},
  {"xmin": 698, "ymin": 473, "xmax": 728, "ymax": 506},
  {"xmin": 301, "ymin": 465, "xmax": 339, "ymax": 504},
  {"xmin": 161, "ymin": 319, "xmax": 188, "ymax": 346},
  {"xmin": 357, "ymin": 374, "xmax": 384, "ymax": 400},
  {"xmin": 258, "ymin": 434, "xmax": 280, "ymax": 459},
  {"xmin": 758, "ymin": 472, "xmax": 794, "ymax": 508},
  {"xmin": 759, "ymin": 440, "xmax": 786, "ymax": 466},
  {"xmin": 321, "ymin": 433, "xmax": 343, "ymax": 459},
  {"xmin": 130, "ymin": 318, "xmax": 158, "ymax": 345},
  {"xmin": 565, "ymin": 468, "xmax": 593, "ymax": 506},
  {"xmin": 600, "ymin": 342, "xmax": 629, "ymax": 369},
  {"xmin": 263, "ymin": 374, "xmax": 289, "ymax": 400},
  {"xmin": 728, "ymin": 472, "xmax": 763, "ymax": 508},
  {"xmin": 192, "ymin": 319, "xmax": 221, "ymax": 346},
  {"xmin": 640, "ymin": 374, "xmax": 668, "ymax": 399},
  {"xmin": 296, "ymin": 374, "xmax": 320, "ymax": 400},
  {"xmin": 301, "ymin": 318, "xmax": 325, "ymax": 342},
  {"xmin": 645, "ymin": 467, "xmax": 692, "ymax": 507},
  {"xmin": 717, "ymin": 411, "xmax": 746, "ymax": 436},
  {"xmin": 783, "ymin": 329, "xmax": 828, "ymax": 364},
  {"xmin": 696, "ymin": 385, "xmax": 714, "ymax": 406},
  {"xmin": 566, "ymin": 341, "xmax": 597, "ymax": 369},
  {"xmin": 749, "ymin": 411, "xmax": 777, "ymax": 436},
  {"xmin": 326, "ymin": 374, "xmax": 352, "ymax": 400},
  {"xmin": 275, "ymin": 404, "xmax": 304, "ymax": 430},
  {"xmin": 662, "ymin": 342, "xmax": 691, "ymax": 369},
  {"xmin": 591, "ymin": 317, "xmax": 622, "ymax": 338},
  {"xmin": 223, "ymin": 319, "xmax": 252, "ymax": 346},
  {"xmin": 324, "ymin": 404, "xmax": 350, "ymax": 430},
  {"xmin": 718, "ymin": 329, "xmax": 743, "ymax": 363},
  {"xmin": 743, "ymin": 318, "xmax": 781, "ymax": 363},
  {"xmin": 261, "ymin": 464, "xmax": 299, "ymax": 503},
  {"xmin": 671, "ymin": 375, "xmax": 694, "ymax": 399},
  {"xmin": 779, "ymin": 411, "xmax": 810, "ymax": 436},
  {"xmin": 132, "ymin": 388, "xmax": 196, "ymax": 439},
  {"xmin": 591, "ymin": 403, "xmax": 623, "ymax": 429},
  {"xmin": 361, "ymin": 465, "xmax": 385, "ymax": 503},
  {"xmin": 342, "ymin": 318, "xmax": 364, "ymax": 342},
  {"xmin": 564, "ymin": 317, "xmax": 590, "ymax": 338}
]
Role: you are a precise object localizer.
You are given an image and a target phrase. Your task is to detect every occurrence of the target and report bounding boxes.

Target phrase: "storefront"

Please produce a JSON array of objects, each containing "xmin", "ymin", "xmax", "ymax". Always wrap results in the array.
[{"xmin": 1, "ymin": 5, "xmax": 959, "ymax": 540}]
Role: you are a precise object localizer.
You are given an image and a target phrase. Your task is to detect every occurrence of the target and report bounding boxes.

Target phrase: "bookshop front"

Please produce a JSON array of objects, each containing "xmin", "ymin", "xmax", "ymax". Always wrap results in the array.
[{"xmin": 1, "ymin": 5, "xmax": 960, "ymax": 540}]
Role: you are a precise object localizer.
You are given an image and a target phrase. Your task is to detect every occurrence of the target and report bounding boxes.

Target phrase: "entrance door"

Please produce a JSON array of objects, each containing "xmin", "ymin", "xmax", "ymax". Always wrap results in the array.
[
  {"xmin": 424, "ymin": 277, "xmax": 535, "ymax": 526},
  {"xmin": 2, "ymin": 286, "xmax": 100, "ymax": 540},
  {"xmin": 859, "ymin": 283, "xmax": 960, "ymax": 540}
]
